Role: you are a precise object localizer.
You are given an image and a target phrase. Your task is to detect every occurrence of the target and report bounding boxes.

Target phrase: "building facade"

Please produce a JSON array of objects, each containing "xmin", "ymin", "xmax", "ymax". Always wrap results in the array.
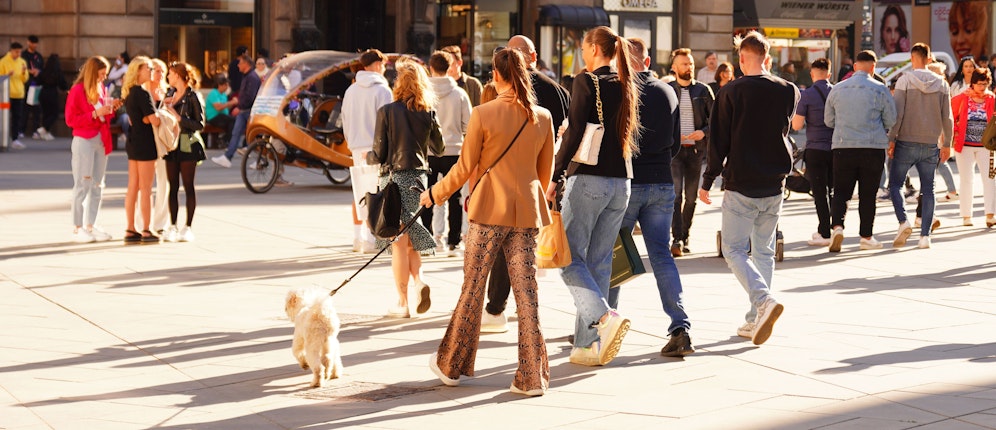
[{"xmin": 0, "ymin": 0, "xmax": 736, "ymax": 84}]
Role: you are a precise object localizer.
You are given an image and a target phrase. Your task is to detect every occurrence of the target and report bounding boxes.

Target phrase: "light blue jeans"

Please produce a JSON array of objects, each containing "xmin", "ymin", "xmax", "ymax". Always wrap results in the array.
[
  {"xmin": 223, "ymin": 110, "xmax": 251, "ymax": 160},
  {"xmin": 614, "ymin": 183, "xmax": 690, "ymax": 335},
  {"xmin": 720, "ymin": 190, "xmax": 782, "ymax": 323},
  {"xmin": 889, "ymin": 140, "xmax": 938, "ymax": 236},
  {"xmin": 71, "ymin": 135, "xmax": 108, "ymax": 227},
  {"xmin": 560, "ymin": 174, "xmax": 630, "ymax": 348}
]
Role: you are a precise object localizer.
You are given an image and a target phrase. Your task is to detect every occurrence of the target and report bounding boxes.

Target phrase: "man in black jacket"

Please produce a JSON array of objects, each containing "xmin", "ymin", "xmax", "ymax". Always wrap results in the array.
[
  {"xmin": 481, "ymin": 35, "xmax": 571, "ymax": 333},
  {"xmin": 613, "ymin": 37, "xmax": 693, "ymax": 357},
  {"xmin": 668, "ymin": 48, "xmax": 714, "ymax": 257},
  {"xmin": 699, "ymin": 31, "xmax": 798, "ymax": 346}
]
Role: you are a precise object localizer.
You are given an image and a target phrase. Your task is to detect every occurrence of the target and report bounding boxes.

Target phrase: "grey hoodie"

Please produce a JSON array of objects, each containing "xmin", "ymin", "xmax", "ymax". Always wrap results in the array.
[
  {"xmin": 342, "ymin": 70, "xmax": 392, "ymax": 152},
  {"xmin": 429, "ymin": 76, "xmax": 472, "ymax": 156},
  {"xmin": 888, "ymin": 69, "xmax": 953, "ymax": 147}
]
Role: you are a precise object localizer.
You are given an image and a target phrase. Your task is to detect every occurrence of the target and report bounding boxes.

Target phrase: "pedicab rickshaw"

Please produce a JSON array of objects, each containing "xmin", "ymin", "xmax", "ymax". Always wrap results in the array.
[{"xmin": 241, "ymin": 51, "xmax": 411, "ymax": 193}]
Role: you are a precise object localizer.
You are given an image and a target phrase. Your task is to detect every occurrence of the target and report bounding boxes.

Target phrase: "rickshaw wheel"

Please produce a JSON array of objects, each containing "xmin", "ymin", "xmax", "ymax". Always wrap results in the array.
[
  {"xmin": 323, "ymin": 164, "xmax": 351, "ymax": 185},
  {"xmin": 242, "ymin": 139, "xmax": 280, "ymax": 193}
]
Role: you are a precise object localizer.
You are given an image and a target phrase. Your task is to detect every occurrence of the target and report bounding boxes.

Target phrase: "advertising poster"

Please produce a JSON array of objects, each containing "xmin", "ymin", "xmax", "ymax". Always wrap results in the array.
[
  {"xmin": 931, "ymin": 1, "xmax": 991, "ymax": 61},
  {"xmin": 874, "ymin": 2, "xmax": 913, "ymax": 57}
]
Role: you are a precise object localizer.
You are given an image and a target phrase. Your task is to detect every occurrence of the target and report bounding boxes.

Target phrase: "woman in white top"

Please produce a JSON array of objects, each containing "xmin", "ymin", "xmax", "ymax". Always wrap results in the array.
[{"xmin": 950, "ymin": 56, "xmax": 977, "ymax": 96}]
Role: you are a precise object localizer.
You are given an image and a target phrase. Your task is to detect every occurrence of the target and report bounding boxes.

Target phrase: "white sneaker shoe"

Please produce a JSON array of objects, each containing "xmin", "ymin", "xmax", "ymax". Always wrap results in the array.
[
  {"xmin": 594, "ymin": 310, "xmax": 630, "ymax": 365},
  {"xmin": 807, "ymin": 232, "xmax": 831, "ymax": 247},
  {"xmin": 893, "ymin": 221, "xmax": 913, "ymax": 247},
  {"xmin": 163, "ymin": 225, "xmax": 180, "ymax": 242},
  {"xmin": 37, "ymin": 127, "xmax": 54, "ymax": 141},
  {"xmin": 72, "ymin": 228, "xmax": 95, "ymax": 243},
  {"xmin": 480, "ymin": 311, "xmax": 509, "ymax": 333},
  {"xmin": 88, "ymin": 226, "xmax": 112, "ymax": 242},
  {"xmin": 10, "ymin": 140, "xmax": 26, "ymax": 150},
  {"xmin": 752, "ymin": 297, "xmax": 784, "ymax": 346},
  {"xmin": 429, "ymin": 353, "xmax": 460, "ymax": 386},
  {"xmin": 178, "ymin": 226, "xmax": 195, "ymax": 242},
  {"xmin": 32, "ymin": 131, "xmax": 41, "ymax": 140},
  {"xmin": 937, "ymin": 191, "xmax": 958, "ymax": 202},
  {"xmin": 859, "ymin": 237, "xmax": 883, "ymax": 250},
  {"xmin": 211, "ymin": 155, "xmax": 232, "ymax": 168},
  {"xmin": 737, "ymin": 321, "xmax": 755, "ymax": 338},
  {"xmin": 828, "ymin": 227, "xmax": 844, "ymax": 252},
  {"xmin": 918, "ymin": 236, "xmax": 931, "ymax": 249}
]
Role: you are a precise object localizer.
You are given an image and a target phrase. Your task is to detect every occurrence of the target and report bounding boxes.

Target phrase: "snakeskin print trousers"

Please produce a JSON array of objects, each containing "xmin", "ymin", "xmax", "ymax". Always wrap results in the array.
[{"xmin": 435, "ymin": 222, "xmax": 550, "ymax": 392}]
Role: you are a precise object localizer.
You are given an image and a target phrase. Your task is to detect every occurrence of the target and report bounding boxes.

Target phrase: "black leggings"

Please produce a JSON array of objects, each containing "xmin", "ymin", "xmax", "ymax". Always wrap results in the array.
[{"xmin": 166, "ymin": 159, "xmax": 197, "ymax": 226}]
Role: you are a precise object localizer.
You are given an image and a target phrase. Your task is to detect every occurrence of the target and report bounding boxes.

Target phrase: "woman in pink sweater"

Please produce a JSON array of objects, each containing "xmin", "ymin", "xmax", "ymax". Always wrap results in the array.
[
  {"xmin": 65, "ymin": 56, "xmax": 119, "ymax": 243},
  {"xmin": 950, "ymin": 68, "xmax": 996, "ymax": 227}
]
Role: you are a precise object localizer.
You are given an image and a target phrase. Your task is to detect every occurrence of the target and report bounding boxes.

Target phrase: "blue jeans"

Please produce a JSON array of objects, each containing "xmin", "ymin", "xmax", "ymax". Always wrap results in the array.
[
  {"xmin": 889, "ymin": 141, "xmax": 938, "ymax": 236},
  {"xmin": 614, "ymin": 183, "xmax": 690, "ymax": 335},
  {"xmin": 560, "ymin": 174, "xmax": 630, "ymax": 348},
  {"xmin": 720, "ymin": 190, "xmax": 781, "ymax": 323},
  {"xmin": 223, "ymin": 110, "xmax": 251, "ymax": 160}
]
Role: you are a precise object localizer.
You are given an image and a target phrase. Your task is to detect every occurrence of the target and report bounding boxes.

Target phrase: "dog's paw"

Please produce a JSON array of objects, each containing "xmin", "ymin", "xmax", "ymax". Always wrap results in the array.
[{"xmin": 300, "ymin": 362, "xmax": 310, "ymax": 370}]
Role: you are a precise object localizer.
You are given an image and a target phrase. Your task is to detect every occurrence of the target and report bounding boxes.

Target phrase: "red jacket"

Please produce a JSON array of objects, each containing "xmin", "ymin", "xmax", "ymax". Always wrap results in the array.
[
  {"xmin": 951, "ymin": 91, "xmax": 995, "ymax": 153},
  {"xmin": 65, "ymin": 83, "xmax": 114, "ymax": 155}
]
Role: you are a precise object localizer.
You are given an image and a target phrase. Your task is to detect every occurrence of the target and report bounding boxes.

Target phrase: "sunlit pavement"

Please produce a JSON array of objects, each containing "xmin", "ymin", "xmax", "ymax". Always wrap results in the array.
[{"xmin": 2, "ymin": 138, "xmax": 995, "ymax": 429}]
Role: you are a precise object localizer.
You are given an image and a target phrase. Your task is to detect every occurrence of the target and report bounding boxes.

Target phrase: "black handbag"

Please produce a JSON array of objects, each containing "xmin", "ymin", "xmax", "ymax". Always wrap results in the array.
[
  {"xmin": 361, "ymin": 176, "xmax": 403, "ymax": 239},
  {"xmin": 610, "ymin": 228, "xmax": 647, "ymax": 288}
]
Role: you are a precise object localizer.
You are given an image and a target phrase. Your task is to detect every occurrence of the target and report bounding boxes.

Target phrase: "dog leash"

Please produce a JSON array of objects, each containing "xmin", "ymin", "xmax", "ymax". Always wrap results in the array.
[{"xmin": 330, "ymin": 203, "xmax": 427, "ymax": 297}]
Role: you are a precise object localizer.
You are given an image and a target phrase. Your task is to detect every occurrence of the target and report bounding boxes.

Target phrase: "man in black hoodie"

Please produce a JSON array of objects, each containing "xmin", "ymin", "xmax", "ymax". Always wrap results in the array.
[
  {"xmin": 699, "ymin": 31, "xmax": 798, "ymax": 346},
  {"xmin": 613, "ymin": 37, "xmax": 693, "ymax": 357}
]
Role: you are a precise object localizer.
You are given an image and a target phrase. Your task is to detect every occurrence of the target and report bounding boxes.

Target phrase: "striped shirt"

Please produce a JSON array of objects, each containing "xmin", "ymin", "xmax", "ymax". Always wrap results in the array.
[{"xmin": 679, "ymin": 86, "xmax": 695, "ymax": 146}]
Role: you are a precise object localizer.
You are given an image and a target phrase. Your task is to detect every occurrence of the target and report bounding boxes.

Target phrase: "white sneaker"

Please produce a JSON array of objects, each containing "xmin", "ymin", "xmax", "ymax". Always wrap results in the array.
[
  {"xmin": 163, "ymin": 225, "xmax": 179, "ymax": 242},
  {"xmin": 918, "ymin": 236, "xmax": 931, "ymax": 249},
  {"xmin": 10, "ymin": 140, "xmax": 26, "ymax": 150},
  {"xmin": 88, "ymin": 226, "xmax": 112, "ymax": 242},
  {"xmin": 72, "ymin": 228, "xmax": 95, "ymax": 243},
  {"xmin": 211, "ymin": 155, "xmax": 232, "ymax": 168},
  {"xmin": 752, "ymin": 297, "xmax": 784, "ymax": 346},
  {"xmin": 893, "ymin": 221, "xmax": 913, "ymax": 247},
  {"xmin": 429, "ymin": 353, "xmax": 460, "ymax": 386},
  {"xmin": 594, "ymin": 310, "xmax": 630, "ymax": 365},
  {"xmin": 480, "ymin": 311, "xmax": 509, "ymax": 333},
  {"xmin": 236, "ymin": 147, "xmax": 248, "ymax": 156},
  {"xmin": 828, "ymin": 227, "xmax": 844, "ymax": 252},
  {"xmin": 937, "ymin": 191, "xmax": 958, "ymax": 202},
  {"xmin": 32, "ymin": 131, "xmax": 41, "ymax": 140},
  {"xmin": 433, "ymin": 235, "xmax": 445, "ymax": 253},
  {"xmin": 179, "ymin": 226, "xmax": 195, "ymax": 242},
  {"xmin": 36, "ymin": 127, "xmax": 53, "ymax": 141},
  {"xmin": 736, "ymin": 321, "xmax": 755, "ymax": 338},
  {"xmin": 807, "ymin": 232, "xmax": 830, "ymax": 247},
  {"xmin": 859, "ymin": 237, "xmax": 883, "ymax": 250},
  {"xmin": 963, "ymin": 217, "xmax": 974, "ymax": 227}
]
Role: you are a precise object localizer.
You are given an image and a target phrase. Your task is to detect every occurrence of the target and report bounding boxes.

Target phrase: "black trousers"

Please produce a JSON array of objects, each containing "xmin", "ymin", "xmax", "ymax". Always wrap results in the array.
[
  {"xmin": 486, "ymin": 250, "xmax": 512, "ymax": 315},
  {"xmin": 9, "ymin": 98, "xmax": 24, "ymax": 140},
  {"xmin": 831, "ymin": 148, "xmax": 885, "ymax": 238},
  {"xmin": 805, "ymin": 149, "xmax": 834, "ymax": 238},
  {"xmin": 207, "ymin": 114, "xmax": 235, "ymax": 147},
  {"xmin": 670, "ymin": 145, "xmax": 702, "ymax": 245},
  {"xmin": 421, "ymin": 155, "xmax": 463, "ymax": 246}
]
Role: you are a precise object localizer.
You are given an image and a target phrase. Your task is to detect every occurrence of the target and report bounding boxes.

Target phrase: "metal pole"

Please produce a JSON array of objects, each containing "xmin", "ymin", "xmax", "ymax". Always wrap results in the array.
[{"xmin": 0, "ymin": 75, "xmax": 9, "ymax": 152}]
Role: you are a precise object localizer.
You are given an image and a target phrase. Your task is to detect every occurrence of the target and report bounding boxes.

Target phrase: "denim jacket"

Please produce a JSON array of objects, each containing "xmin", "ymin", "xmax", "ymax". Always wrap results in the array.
[{"xmin": 824, "ymin": 71, "xmax": 897, "ymax": 150}]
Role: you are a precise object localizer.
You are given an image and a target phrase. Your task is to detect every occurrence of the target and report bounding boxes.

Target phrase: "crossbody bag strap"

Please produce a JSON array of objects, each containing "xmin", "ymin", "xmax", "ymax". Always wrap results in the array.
[
  {"xmin": 474, "ymin": 117, "xmax": 529, "ymax": 189},
  {"xmin": 586, "ymin": 72, "xmax": 603, "ymax": 125}
]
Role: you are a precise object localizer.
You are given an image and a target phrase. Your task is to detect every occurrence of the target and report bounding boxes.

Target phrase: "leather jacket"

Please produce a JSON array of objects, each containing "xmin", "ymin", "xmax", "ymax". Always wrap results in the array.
[
  {"xmin": 668, "ymin": 80, "xmax": 714, "ymax": 150},
  {"xmin": 171, "ymin": 87, "xmax": 205, "ymax": 135},
  {"xmin": 369, "ymin": 101, "xmax": 445, "ymax": 174}
]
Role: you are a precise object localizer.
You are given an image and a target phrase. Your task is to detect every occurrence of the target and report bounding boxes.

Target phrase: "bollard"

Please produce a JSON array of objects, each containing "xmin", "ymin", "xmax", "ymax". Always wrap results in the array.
[{"xmin": 0, "ymin": 75, "xmax": 9, "ymax": 152}]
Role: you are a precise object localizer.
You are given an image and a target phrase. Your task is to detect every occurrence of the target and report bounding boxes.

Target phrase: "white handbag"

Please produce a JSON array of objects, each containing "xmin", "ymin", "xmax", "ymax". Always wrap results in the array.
[{"xmin": 571, "ymin": 72, "xmax": 604, "ymax": 165}]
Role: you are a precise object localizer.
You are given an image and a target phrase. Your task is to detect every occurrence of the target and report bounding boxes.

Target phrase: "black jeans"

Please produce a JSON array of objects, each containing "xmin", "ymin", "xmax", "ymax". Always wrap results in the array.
[
  {"xmin": 39, "ymin": 87, "xmax": 61, "ymax": 131},
  {"xmin": 670, "ymin": 145, "xmax": 702, "ymax": 245},
  {"xmin": 207, "ymin": 114, "xmax": 235, "ymax": 147},
  {"xmin": 421, "ymin": 155, "xmax": 462, "ymax": 246},
  {"xmin": 831, "ymin": 148, "xmax": 885, "ymax": 238},
  {"xmin": 805, "ymin": 149, "xmax": 834, "ymax": 238}
]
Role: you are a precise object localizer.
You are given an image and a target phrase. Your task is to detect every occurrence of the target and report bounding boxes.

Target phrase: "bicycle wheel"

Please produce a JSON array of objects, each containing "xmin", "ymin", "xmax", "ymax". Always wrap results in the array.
[
  {"xmin": 323, "ymin": 164, "xmax": 351, "ymax": 184},
  {"xmin": 242, "ymin": 139, "xmax": 280, "ymax": 193}
]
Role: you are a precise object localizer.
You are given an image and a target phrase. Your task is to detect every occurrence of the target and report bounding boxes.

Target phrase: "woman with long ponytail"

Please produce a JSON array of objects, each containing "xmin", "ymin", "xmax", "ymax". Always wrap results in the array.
[
  {"xmin": 421, "ymin": 48, "xmax": 555, "ymax": 396},
  {"xmin": 546, "ymin": 25, "xmax": 640, "ymax": 367}
]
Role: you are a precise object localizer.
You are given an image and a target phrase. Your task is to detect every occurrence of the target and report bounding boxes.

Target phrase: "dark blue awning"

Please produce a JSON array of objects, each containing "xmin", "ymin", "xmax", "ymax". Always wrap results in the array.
[{"xmin": 538, "ymin": 5, "xmax": 609, "ymax": 28}]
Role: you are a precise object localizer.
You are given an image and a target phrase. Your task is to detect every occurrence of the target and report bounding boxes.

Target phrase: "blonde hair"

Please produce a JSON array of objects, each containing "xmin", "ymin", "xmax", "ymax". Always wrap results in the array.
[
  {"xmin": 392, "ymin": 57, "xmax": 435, "ymax": 112},
  {"xmin": 149, "ymin": 58, "xmax": 168, "ymax": 91},
  {"xmin": 121, "ymin": 56, "xmax": 151, "ymax": 99},
  {"xmin": 74, "ymin": 56, "xmax": 110, "ymax": 104}
]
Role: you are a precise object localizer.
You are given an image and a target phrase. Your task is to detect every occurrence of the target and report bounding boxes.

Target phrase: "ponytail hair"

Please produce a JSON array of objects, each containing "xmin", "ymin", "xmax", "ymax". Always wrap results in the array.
[
  {"xmin": 584, "ymin": 26, "xmax": 640, "ymax": 158},
  {"xmin": 492, "ymin": 47, "xmax": 537, "ymax": 123}
]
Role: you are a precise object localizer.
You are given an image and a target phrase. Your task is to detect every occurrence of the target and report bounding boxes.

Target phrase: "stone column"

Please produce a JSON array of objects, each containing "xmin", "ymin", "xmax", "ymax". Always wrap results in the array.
[
  {"xmin": 683, "ymin": 0, "xmax": 734, "ymax": 64},
  {"xmin": 293, "ymin": 0, "xmax": 322, "ymax": 52}
]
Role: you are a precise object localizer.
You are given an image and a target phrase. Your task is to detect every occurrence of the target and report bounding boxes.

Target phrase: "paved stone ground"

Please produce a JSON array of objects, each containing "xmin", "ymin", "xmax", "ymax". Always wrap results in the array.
[{"xmin": 2, "ymin": 138, "xmax": 995, "ymax": 429}]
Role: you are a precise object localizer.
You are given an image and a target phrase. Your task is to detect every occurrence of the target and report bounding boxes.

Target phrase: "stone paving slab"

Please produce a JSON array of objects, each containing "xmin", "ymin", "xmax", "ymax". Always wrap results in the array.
[{"xmin": 2, "ymin": 139, "xmax": 996, "ymax": 429}]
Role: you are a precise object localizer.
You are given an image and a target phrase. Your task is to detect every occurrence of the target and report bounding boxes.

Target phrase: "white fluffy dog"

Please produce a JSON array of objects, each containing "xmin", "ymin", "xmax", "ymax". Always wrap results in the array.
[{"xmin": 284, "ymin": 287, "xmax": 343, "ymax": 387}]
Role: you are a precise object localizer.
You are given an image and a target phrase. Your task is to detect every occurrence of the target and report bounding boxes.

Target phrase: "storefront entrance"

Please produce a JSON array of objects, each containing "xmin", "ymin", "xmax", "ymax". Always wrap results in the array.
[
  {"xmin": 158, "ymin": 1, "xmax": 255, "ymax": 87},
  {"xmin": 438, "ymin": 0, "xmax": 520, "ymax": 80}
]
